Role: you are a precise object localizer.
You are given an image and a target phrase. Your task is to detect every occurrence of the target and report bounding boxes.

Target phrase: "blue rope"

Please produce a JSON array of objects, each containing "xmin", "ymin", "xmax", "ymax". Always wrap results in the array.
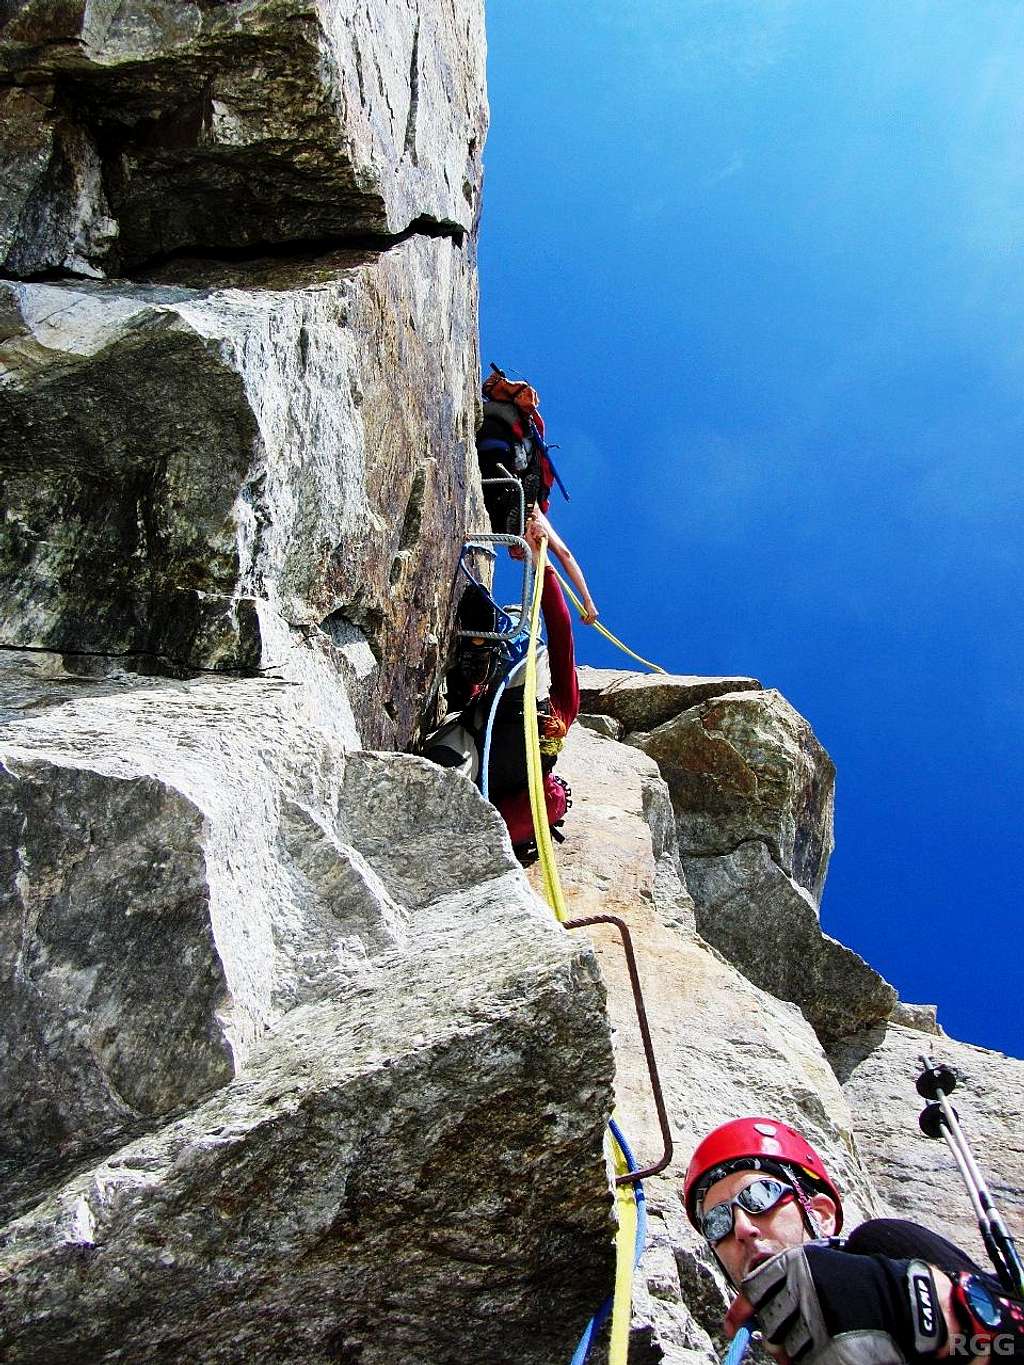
[
  {"xmin": 456, "ymin": 545, "xmax": 533, "ymax": 800},
  {"xmin": 610, "ymin": 1118, "xmax": 648, "ymax": 1259},
  {"xmin": 569, "ymin": 1120, "xmax": 647, "ymax": 1365},
  {"xmin": 480, "ymin": 672, "xmax": 509, "ymax": 802}
]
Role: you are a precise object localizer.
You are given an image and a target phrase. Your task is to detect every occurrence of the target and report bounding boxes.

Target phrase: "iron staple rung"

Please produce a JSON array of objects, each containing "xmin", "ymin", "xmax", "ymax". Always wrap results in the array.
[
  {"xmin": 455, "ymin": 629, "xmax": 523, "ymax": 642},
  {"xmin": 467, "ymin": 532, "xmax": 531, "ymax": 550},
  {"xmin": 564, "ymin": 914, "xmax": 674, "ymax": 1186}
]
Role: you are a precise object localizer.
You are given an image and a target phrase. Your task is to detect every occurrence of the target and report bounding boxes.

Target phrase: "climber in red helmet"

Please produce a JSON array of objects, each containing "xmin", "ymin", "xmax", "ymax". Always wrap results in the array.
[{"xmin": 684, "ymin": 1117, "xmax": 1024, "ymax": 1363}]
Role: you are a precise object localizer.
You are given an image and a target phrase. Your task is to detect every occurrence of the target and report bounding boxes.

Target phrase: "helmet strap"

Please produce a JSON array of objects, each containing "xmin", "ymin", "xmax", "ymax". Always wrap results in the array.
[{"xmin": 780, "ymin": 1162, "xmax": 823, "ymax": 1238}]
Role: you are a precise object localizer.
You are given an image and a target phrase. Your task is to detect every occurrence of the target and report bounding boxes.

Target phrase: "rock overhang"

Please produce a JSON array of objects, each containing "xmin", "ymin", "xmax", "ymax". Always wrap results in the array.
[{"xmin": 0, "ymin": 0, "xmax": 487, "ymax": 277}]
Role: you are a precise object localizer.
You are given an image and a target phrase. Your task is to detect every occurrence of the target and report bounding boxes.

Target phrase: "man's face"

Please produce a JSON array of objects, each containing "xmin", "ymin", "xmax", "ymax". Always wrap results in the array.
[{"xmin": 700, "ymin": 1170, "xmax": 837, "ymax": 1285}]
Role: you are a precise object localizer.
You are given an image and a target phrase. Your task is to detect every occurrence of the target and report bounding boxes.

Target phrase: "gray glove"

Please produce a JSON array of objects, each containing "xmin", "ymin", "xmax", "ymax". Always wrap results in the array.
[{"xmin": 742, "ymin": 1244, "xmax": 946, "ymax": 1365}]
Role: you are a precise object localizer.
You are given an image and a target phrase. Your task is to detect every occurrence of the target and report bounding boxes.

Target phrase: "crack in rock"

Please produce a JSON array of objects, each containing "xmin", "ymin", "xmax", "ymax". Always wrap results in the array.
[{"xmin": 1, "ymin": 214, "xmax": 467, "ymax": 288}]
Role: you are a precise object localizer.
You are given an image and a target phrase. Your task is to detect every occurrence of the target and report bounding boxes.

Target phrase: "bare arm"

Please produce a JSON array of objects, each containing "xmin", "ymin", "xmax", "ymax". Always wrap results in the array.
[{"xmin": 527, "ymin": 509, "xmax": 599, "ymax": 624}]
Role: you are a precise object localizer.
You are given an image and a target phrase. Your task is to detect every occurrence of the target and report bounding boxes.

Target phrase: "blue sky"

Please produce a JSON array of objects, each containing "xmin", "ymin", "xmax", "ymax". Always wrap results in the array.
[{"xmin": 479, "ymin": 2, "xmax": 1024, "ymax": 1056}]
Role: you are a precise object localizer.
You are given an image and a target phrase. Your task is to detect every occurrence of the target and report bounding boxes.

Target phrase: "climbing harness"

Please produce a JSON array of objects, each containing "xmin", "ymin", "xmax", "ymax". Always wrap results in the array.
[
  {"xmin": 550, "ymin": 567, "xmax": 667, "ymax": 674},
  {"xmin": 916, "ymin": 1057, "xmax": 1024, "ymax": 1297}
]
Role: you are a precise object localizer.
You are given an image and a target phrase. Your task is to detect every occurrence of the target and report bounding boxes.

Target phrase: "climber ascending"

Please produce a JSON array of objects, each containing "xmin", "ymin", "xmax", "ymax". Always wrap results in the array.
[
  {"xmin": 423, "ymin": 512, "xmax": 581, "ymax": 862},
  {"xmin": 476, "ymin": 367, "xmax": 599, "ymax": 624},
  {"xmin": 683, "ymin": 1116, "xmax": 1024, "ymax": 1362},
  {"xmin": 476, "ymin": 363, "xmax": 561, "ymax": 534}
]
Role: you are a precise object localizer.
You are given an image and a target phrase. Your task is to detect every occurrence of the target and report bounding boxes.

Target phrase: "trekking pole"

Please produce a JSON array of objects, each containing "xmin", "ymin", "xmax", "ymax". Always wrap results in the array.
[
  {"xmin": 723, "ymin": 1324, "xmax": 752, "ymax": 1365},
  {"xmin": 916, "ymin": 1056, "xmax": 1024, "ymax": 1297}
]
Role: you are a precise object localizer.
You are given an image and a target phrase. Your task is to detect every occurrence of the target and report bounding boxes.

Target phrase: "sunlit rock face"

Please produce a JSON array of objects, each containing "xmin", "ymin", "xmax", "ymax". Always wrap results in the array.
[
  {"xmin": 576, "ymin": 665, "xmax": 761, "ymax": 735},
  {"xmin": 832, "ymin": 1022, "xmax": 1024, "ymax": 1270},
  {"xmin": 3, "ymin": 2, "xmax": 1023, "ymax": 1361},
  {"xmin": 0, "ymin": 0, "xmax": 484, "ymax": 276},
  {"xmin": 628, "ymin": 688, "xmax": 834, "ymax": 901},
  {"xmin": 581, "ymin": 676, "xmax": 893, "ymax": 1045},
  {"xmin": 0, "ymin": 652, "xmax": 616, "ymax": 1363}
]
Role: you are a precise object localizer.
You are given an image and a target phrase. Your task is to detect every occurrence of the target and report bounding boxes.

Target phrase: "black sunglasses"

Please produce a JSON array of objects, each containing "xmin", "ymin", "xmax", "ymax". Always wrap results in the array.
[{"xmin": 700, "ymin": 1177, "xmax": 796, "ymax": 1245}]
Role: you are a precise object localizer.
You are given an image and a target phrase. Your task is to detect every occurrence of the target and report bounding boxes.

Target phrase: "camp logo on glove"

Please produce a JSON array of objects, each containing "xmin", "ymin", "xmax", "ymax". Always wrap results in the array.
[{"xmin": 907, "ymin": 1260, "xmax": 943, "ymax": 1355}]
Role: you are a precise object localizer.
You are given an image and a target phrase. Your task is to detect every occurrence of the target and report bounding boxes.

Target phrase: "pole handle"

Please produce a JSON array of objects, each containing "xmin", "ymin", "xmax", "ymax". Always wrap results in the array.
[{"xmin": 723, "ymin": 1325, "xmax": 752, "ymax": 1365}]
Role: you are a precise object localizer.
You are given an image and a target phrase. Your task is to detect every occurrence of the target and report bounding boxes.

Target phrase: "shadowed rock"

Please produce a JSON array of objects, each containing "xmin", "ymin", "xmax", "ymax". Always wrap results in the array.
[
  {"xmin": 0, "ymin": 760, "xmax": 233, "ymax": 1192},
  {"xmin": 684, "ymin": 840, "xmax": 896, "ymax": 1045},
  {"xmin": 625, "ymin": 689, "xmax": 890, "ymax": 1047}
]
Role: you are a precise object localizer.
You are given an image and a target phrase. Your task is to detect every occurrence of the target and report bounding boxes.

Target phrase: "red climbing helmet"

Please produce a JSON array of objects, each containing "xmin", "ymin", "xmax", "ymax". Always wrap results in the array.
[{"xmin": 682, "ymin": 1116, "xmax": 843, "ymax": 1233}]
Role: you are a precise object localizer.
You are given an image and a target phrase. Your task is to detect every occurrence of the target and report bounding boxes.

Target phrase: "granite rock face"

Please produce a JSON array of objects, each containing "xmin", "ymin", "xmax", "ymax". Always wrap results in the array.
[
  {"xmin": 577, "ymin": 666, "xmax": 761, "ymax": 735},
  {"xmin": 890, "ymin": 1001, "xmax": 943, "ymax": 1036},
  {"xmin": 0, "ymin": 0, "xmax": 486, "ymax": 277},
  {"xmin": 0, "ymin": 652, "xmax": 616, "ymax": 1362},
  {"xmin": 0, "ymin": 231, "xmax": 480, "ymax": 746},
  {"xmin": 0, "ymin": 650, "xmax": 492, "ymax": 1203},
  {"xmin": 629, "ymin": 688, "xmax": 835, "ymax": 902},
  {"xmin": 683, "ymin": 840, "xmax": 896, "ymax": 1045},
  {"xmin": 621, "ymin": 684, "xmax": 887, "ymax": 1046}
]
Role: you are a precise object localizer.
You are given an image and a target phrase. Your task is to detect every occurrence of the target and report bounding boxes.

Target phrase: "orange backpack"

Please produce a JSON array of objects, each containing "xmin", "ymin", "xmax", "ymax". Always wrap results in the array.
[
  {"xmin": 477, "ymin": 365, "xmax": 567, "ymax": 526},
  {"xmin": 481, "ymin": 368, "xmax": 546, "ymax": 439}
]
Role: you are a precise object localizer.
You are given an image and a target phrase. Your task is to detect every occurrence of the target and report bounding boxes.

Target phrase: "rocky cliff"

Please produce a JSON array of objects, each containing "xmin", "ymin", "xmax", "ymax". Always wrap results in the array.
[{"xmin": 1, "ymin": 4, "xmax": 1021, "ymax": 1363}]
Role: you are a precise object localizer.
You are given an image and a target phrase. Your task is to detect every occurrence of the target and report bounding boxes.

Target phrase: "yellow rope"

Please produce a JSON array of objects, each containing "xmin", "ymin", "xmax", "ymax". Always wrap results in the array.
[
  {"xmin": 607, "ymin": 1124, "xmax": 639, "ymax": 1365},
  {"xmin": 550, "ymin": 567, "xmax": 667, "ymax": 674},
  {"xmin": 525, "ymin": 543, "xmax": 636, "ymax": 1354},
  {"xmin": 523, "ymin": 539, "xmax": 569, "ymax": 922}
]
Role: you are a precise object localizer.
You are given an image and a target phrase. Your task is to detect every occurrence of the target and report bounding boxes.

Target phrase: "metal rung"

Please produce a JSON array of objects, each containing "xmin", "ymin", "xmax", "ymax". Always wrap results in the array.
[
  {"xmin": 463, "ymin": 541, "xmax": 498, "ymax": 561},
  {"xmin": 564, "ymin": 914, "xmax": 674, "ymax": 1185},
  {"xmin": 459, "ymin": 532, "xmax": 533, "ymax": 636}
]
